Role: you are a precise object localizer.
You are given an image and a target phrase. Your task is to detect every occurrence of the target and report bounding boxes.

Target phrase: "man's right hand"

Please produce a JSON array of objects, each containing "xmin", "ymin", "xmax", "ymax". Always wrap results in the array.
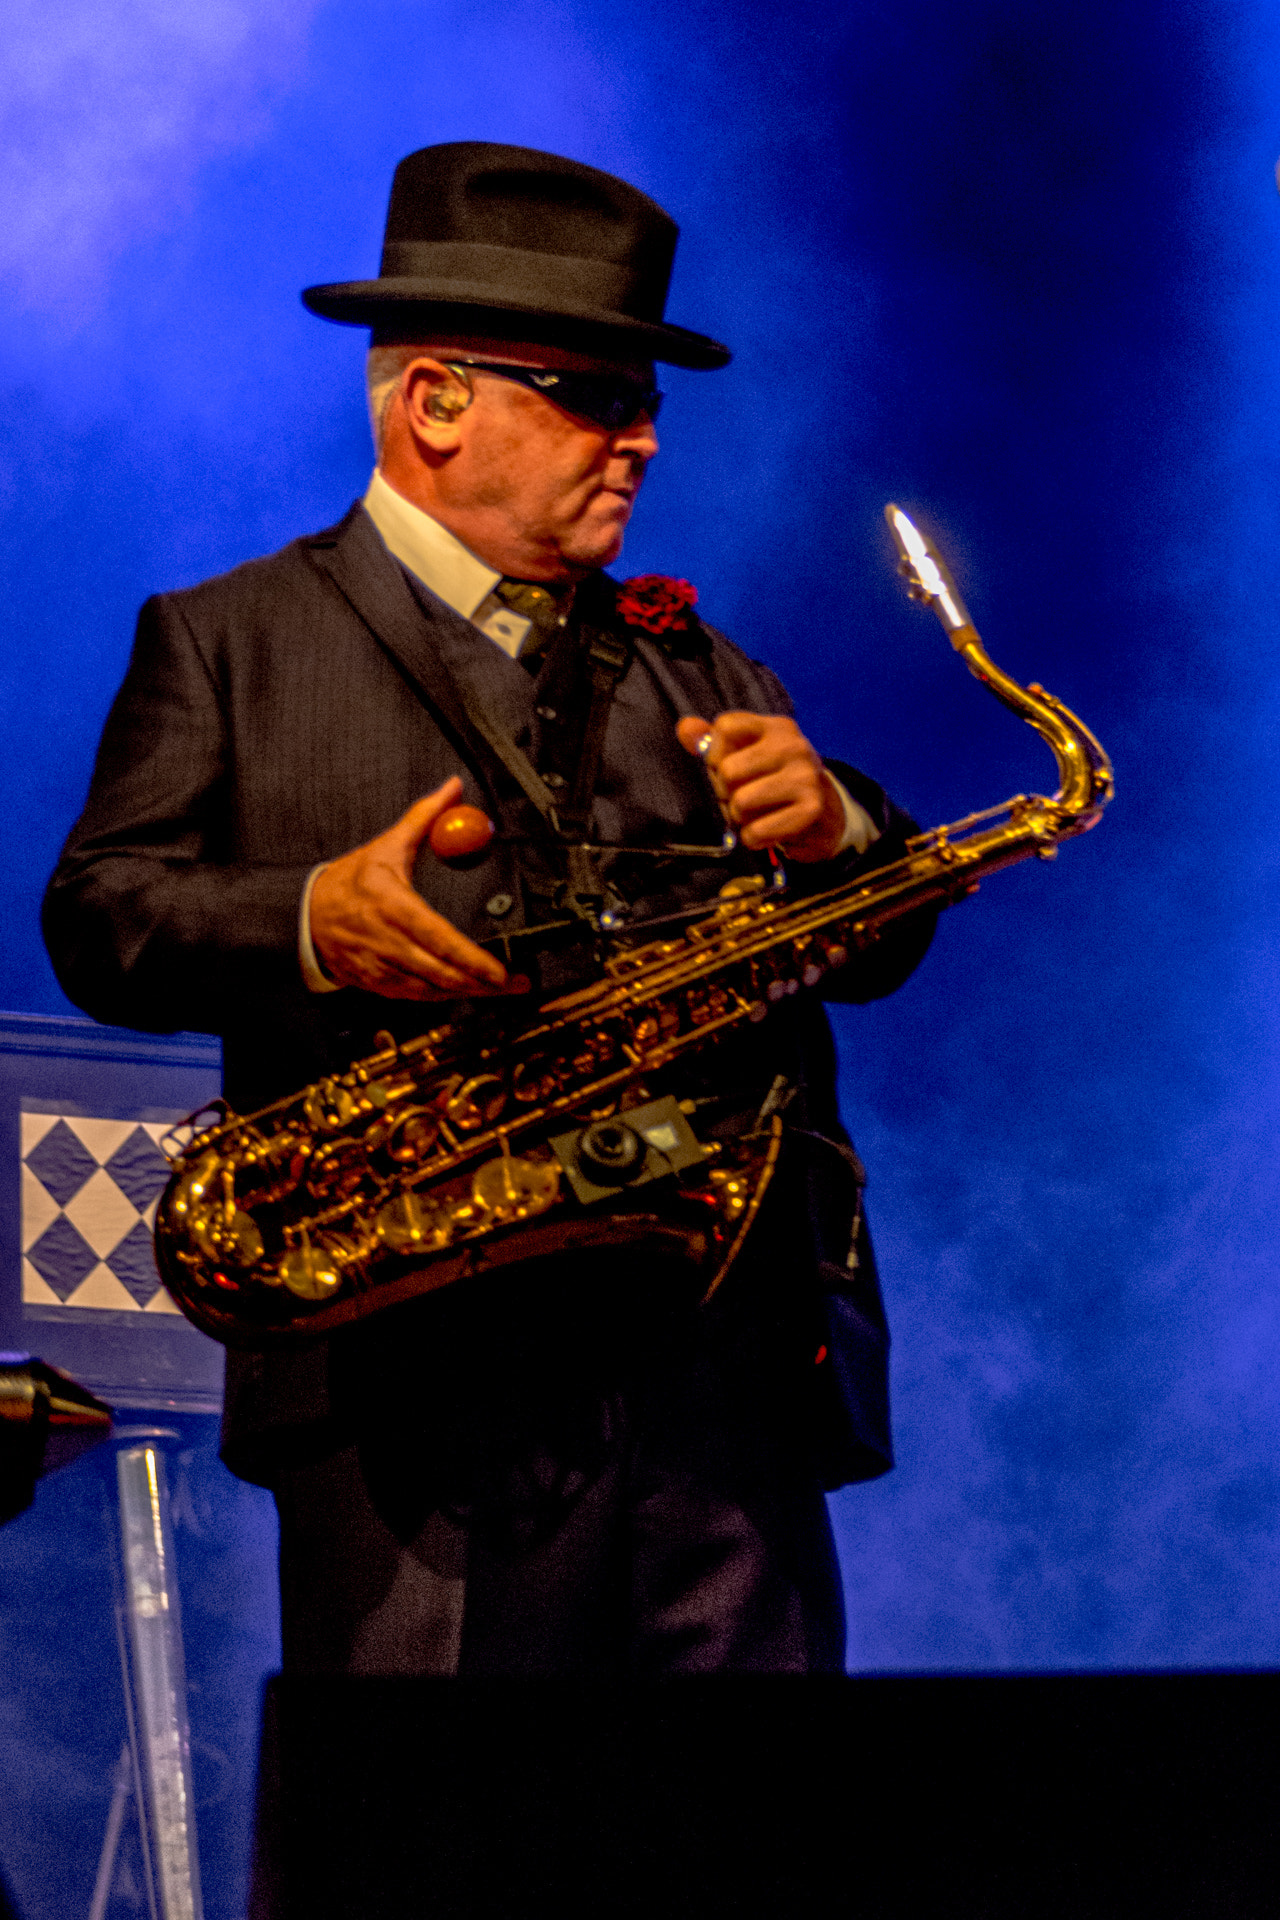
[{"xmin": 309, "ymin": 778, "xmax": 528, "ymax": 1001}]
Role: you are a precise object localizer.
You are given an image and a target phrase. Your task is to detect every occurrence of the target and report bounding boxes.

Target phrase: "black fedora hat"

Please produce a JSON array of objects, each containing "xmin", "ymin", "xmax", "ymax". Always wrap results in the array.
[{"xmin": 302, "ymin": 142, "xmax": 730, "ymax": 372}]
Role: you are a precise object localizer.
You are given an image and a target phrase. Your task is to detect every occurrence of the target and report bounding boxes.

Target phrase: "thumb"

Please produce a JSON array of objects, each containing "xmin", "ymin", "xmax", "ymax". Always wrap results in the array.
[
  {"xmin": 676, "ymin": 715, "xmax": 714, "ymax": 757},
  {"xmin": 383, "ymin": 776, "xmax": 464, "ymax": 875}
]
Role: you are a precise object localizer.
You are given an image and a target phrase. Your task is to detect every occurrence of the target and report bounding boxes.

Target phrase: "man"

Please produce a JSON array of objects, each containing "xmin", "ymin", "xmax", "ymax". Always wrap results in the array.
[{"xmin": 43, "ymin": 144, "xmax": 934, "ymax": 1675}]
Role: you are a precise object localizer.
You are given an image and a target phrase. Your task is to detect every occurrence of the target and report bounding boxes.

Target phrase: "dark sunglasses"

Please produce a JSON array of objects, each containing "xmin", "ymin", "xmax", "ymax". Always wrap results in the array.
[{"xmin": 447, "ymin": 360, "xmax": 664, "ymax": 432}]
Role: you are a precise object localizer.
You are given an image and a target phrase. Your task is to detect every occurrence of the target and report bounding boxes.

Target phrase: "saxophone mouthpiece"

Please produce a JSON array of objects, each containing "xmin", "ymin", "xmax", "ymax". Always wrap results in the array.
[{"xmin": 885, "ymin": 505, "xmax": 973, "ymax": 637}]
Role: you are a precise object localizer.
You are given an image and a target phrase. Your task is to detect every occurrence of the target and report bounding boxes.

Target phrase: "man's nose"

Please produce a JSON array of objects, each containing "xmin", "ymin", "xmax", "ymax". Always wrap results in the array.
[{"xmin": 615, "ymin": 412, "xmax": 659, "ymax": 459}]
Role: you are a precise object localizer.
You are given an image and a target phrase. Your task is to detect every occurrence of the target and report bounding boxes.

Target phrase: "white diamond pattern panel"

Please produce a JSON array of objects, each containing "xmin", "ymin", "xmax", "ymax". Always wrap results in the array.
[
  {"xmin": 63, "ymin": 1267, "xmax": 141, "ymax": 1312},
  {"xmin": 21, "ymin": 1259, "xmax": 62, "ymax": 1308},
  {"xmin": 69, "ymin": 1118, "xmax": 139, "ymax": 1165},
  {"xmin": 21, "ymin": 1114, "xmax": 175, "ymax": 1311},
  {"xmin": 20, "ymin": 1164, "xmax": 60, "ymax": 1249},
  {"xmin": 65, "ymin": 1168, "xmax": 143, "ymax": 1259},
  {"xmin": 20, "ymin": 1113, "xmax": 58, "ymax": 1156}
]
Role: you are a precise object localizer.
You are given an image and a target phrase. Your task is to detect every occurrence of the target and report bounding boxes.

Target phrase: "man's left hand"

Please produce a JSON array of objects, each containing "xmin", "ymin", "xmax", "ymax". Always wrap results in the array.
[{"xmin": 676, "ymin": 712, "xmax": 847, "ymax": 864}]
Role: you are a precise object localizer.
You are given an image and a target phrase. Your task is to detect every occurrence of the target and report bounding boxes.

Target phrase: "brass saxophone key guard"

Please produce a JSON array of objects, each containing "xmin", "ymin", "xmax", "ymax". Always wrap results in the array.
[{"xmin": 152, "ymin": 509, "xmax": 1112, "ymax": 1348}]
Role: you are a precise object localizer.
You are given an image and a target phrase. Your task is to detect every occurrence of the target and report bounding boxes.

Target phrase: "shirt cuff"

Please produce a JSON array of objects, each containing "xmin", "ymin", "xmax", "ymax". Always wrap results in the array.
[
  {"xmin": 828, "ymin": 775, "xmax": 881, "ymax": 856},
  {"xmin": 299, "ymin": 864, "xmax": 341, "ymax": 994}
]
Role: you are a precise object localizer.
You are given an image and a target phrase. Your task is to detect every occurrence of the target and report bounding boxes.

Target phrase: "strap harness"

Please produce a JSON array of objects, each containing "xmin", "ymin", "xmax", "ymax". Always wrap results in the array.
[{"xmin": 459, "ymin": 623, "xmax": 637, "ymax": 925}]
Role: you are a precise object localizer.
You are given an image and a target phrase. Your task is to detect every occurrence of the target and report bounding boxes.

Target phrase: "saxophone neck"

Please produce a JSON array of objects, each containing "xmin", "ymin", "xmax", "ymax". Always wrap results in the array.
[
  {"xmin": 885, "ymin": 505, "xmax": 1114, "ymax": 828},
  {"xmin": 950, "ymin": 624, "xmax": 1113, "ymax": 822}
]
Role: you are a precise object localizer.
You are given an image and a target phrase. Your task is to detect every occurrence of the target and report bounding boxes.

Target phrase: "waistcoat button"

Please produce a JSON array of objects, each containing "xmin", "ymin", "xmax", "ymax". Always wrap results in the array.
[{"xmin": 485, "ymin": 892, "xmax": 514, "ymax": 918}]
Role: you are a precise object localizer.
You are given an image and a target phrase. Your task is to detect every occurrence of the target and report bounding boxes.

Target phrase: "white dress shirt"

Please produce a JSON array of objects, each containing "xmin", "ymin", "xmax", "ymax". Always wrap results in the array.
[{"xmin": 299, "ymin": 472, "xmax": 879, "ymax": 991}]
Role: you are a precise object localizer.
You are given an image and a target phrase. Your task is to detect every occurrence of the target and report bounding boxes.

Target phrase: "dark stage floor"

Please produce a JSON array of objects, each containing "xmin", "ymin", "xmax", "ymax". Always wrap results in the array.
[{"xmin": 252, "ymin": 1669, "xmax": 1279, "ymax": 1918}]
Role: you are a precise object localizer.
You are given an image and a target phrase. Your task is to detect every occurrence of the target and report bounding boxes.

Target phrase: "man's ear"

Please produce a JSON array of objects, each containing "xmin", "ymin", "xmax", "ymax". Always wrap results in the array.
[{"xmin": 402, "ymin": 360, "xmax": 474, "ymax": 448}]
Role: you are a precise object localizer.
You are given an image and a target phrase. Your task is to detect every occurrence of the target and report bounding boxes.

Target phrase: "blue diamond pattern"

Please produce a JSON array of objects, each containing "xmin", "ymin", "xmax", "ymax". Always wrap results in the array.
[
  {"xmin": 105, "ymin": 1127, "xmax": 170, "ymax": 1212},
  {"xmin": 26, "ymin": 1215, "xmax": 99, "ymax": 1301},
  {"xmin": 25, "ymin": 1119, "xmax": 98, "ymax": 1208},
  {"xmin": 104, "ymin": 1220, "xmax": 162, "ymax": 1306}
]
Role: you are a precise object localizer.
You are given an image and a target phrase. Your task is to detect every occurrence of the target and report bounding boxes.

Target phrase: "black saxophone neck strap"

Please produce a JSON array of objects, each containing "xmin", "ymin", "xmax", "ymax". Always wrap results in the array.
[
  {"xmin": 458, "ymin": 622, "xmax": 634, "ymax": 921},
  {"xmin": 564, "ymin": 626, "xmax": 632, "ymax": 834},
  {"xmin": 458, "ymin": 687, "xmax": 563, "ymax": 824}
]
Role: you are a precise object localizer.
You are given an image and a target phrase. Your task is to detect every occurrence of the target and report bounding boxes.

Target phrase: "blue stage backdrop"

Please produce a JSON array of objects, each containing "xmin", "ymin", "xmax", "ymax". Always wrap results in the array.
[{"xmin": 3, "ymin": 0, "xmax": 1279, "ymax": 1685}]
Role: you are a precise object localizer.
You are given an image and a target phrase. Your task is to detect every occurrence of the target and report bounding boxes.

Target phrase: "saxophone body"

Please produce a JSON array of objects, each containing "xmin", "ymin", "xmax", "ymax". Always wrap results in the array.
[{"xmin": 153, "ymin": 510, "xmax": 1113, "ymax": 1347}]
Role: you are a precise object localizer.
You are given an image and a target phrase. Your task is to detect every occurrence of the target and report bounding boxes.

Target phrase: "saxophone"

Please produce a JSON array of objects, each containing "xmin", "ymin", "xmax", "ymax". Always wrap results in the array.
[{"xmin": 153, "ymin": 509, "xmax": 1113, "ymax": 1347}]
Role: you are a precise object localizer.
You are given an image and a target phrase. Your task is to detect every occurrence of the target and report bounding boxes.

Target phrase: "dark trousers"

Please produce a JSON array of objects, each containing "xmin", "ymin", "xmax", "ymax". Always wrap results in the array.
[{"xmin": 272, "ymin": 1265, "xmax": 847, "ymax": 1677}]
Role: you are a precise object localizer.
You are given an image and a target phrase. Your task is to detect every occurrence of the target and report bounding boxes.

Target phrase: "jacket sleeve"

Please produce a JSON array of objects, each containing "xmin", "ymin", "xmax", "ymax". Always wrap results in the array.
[
  {"xmin": 812, "ymin": 756, "xmax": 938, "ymax": 1003},
  {"xmin": 42, "ymin": 594, "xmax": 313, "ymax": 1035}
]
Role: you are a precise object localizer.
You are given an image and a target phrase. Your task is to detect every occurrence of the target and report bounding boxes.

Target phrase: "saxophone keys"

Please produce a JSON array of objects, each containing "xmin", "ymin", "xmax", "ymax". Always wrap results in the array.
[
  {"xmin": 221, "ymin": 1210, "xmax": 265, "ymax": 1268},
  {"xmin": 375, "ymin": 1191, "xmax": 453, "ymax": 1255},
  {"xmin": 189, "ymin": 1206, "xmax": 263, "ymax": 1270},
  {"xmin": 302, "ymin": 1081, "xmax": 357, "ymax": 1131},
  {"xmin": 708, "ymin": 1168, "xmax": 750, "ymax": 1222},
  {"xmin": 169, "ymin": 1149, "xmax": 220, "ymax": 1224},
  {"xmin": 445, "ymin": 1074, "xmax": 507, "ymax": 1132},
  {"xmin": 305, "ymin": 1140, "xmax": 370, "ymax": 1203},
  {"xmin": 278, "ymin": 1237, "xmax": 343, "ymax": 1300},
  {"xmin": 469, "ymin": 1154, "xmax": 560, "ymax": 1223},
  {"xmin": 511, "ymin": 1056, "xmax": 560, "ymax": 1103},
  {"xmin": 385, "ymin": 1108, "xmax": 443, "ymax": 1164},
  {"xmin": 171, "ymin": 1149, "xmax": 265, "ymax": 1272}
]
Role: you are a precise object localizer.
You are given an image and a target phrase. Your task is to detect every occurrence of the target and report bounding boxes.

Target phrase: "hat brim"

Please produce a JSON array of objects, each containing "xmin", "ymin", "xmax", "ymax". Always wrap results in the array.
[{"xmin": 301, "ymin": 279, "xmax": 731, "ymax": 371}]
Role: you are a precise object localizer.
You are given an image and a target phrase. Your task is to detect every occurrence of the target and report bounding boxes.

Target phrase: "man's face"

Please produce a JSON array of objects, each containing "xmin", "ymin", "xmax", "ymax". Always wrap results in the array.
[
  {"xmin": 383, "ymin": 339, "xmax": 660, "ymax": 581},
  {"xmin": 459, "ymin": 367, "xmax": 658, "ymax": 579}
]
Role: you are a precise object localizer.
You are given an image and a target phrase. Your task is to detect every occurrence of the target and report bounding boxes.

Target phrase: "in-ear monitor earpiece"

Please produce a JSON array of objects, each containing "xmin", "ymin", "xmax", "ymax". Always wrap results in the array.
[{"xmin": 427, "ymin": 390, "xmax": 469, "ymax": 421}]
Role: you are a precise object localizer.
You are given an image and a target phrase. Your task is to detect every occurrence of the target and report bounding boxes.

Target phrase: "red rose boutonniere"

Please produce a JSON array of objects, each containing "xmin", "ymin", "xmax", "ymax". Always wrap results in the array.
[{"xmin": 616, "ymin": 575, "xmax": 699, "ymax": 636}]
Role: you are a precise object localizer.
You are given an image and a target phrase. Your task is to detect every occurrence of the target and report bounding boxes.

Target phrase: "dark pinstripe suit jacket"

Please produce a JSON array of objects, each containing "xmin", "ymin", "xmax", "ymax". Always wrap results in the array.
[{"xmin": 43, "ymin": 503, "xmax": 934, "ymax": 1488}]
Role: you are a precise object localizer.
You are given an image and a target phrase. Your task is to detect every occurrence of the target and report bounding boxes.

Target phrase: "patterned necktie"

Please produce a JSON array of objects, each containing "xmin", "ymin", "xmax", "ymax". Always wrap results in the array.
[{"xmin": 494, "ymin": 579, "xmax": 574, "ymax": 669}]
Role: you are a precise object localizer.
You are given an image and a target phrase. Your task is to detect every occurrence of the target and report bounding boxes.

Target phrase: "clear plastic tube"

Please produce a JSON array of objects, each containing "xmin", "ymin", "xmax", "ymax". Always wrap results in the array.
[{"xmin": 116, "ymin": 1443, "xmax": 204, "ymax": 1920}]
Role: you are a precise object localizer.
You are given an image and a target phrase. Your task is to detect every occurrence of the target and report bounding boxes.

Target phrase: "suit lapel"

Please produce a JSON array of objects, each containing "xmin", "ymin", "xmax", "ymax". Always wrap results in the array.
[{"xmin": 303, "ymin": 504, "xmax": 523, "ymax": 793}]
